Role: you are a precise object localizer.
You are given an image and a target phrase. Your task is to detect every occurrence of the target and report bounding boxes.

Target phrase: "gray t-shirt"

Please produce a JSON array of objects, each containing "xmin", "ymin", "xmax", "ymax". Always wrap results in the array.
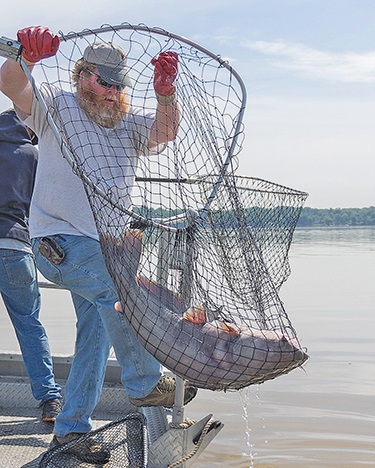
[{"xmin": 24, "ymin": 83, "xmax": 155, "ymax": 240}]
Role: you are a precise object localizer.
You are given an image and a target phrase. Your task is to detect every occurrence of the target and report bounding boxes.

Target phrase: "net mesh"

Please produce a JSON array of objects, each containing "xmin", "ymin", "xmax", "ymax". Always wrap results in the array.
[
  {"xmin": 39, "ymin": 413, "xmax": 148, "ymax": 467},
  {"xmin": 29, "ymin": 23, "xmax": 308, "ymax": 391}
]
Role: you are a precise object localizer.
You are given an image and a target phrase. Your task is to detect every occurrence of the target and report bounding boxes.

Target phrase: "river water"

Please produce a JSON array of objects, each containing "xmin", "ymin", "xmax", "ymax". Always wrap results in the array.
[{"xmin": 1, "ymin": 227, "xmax": 374, "ymax": 467}]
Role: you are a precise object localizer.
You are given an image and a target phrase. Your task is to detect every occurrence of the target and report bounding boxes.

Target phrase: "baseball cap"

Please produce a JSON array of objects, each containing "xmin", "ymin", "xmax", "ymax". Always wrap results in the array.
[{"xmin": 83, "ymin": 41, "xmax": 132, "ymax": 88}]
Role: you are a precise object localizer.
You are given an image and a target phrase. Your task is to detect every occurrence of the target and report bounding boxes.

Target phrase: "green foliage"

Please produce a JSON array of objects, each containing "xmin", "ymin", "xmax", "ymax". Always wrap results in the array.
[{"xmin": 297, "ymin": 207, "xmax": 375, "ymax": 227}]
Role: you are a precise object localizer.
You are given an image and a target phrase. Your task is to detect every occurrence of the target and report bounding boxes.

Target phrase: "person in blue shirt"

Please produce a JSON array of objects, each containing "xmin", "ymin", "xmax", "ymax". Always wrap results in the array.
[{"xmin": 0, "ymin": 108, "xmax": 63, "ymax": 422}]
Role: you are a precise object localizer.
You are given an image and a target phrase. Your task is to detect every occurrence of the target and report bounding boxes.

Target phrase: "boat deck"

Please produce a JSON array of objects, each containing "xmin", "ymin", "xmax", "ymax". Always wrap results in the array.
[
  {"xmin": 0, "ymin": 405, "xmax": 119, "ymax": 467},
  {"xmin": 0, "ymin": 354, "xmax": 142, "ymax": 467}
]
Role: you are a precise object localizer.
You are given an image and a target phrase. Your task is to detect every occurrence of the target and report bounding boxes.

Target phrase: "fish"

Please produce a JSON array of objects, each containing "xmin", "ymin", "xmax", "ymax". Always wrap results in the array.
[{"xmin": 100, "ymin": 230, "xmax": 309, "ymax": 391}]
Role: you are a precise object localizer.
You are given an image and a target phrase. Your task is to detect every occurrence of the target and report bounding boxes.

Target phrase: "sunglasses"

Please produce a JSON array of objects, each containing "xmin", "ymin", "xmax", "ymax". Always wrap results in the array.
[{"xmin": 85, "ymin": 69, "xmax": 125, "ymax": 91}]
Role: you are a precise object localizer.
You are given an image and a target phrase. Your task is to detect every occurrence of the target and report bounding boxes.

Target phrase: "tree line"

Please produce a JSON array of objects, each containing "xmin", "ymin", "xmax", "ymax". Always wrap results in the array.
[{"xmin": 297, "ymin": 207, "xmax": 375, "ymax": 227}]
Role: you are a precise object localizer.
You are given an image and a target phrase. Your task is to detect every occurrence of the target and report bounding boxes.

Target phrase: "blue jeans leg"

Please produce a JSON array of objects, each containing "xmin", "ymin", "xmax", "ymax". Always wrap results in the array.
[
  {"xmin": 0, "ymin": 249, "xmax": 62, "ymax": 402},
  {"xmin": 32, "ymin": 235, "xmax": 161, "ymax": 436}
]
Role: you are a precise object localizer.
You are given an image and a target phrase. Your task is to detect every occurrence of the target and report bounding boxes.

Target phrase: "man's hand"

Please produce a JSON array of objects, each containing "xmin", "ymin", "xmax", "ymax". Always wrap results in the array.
[
  {"xmin": 17, "ymin": 26, "xmax": 60, "ymax": 63},
  {"xmin": 151, "ymin": 51, "xmax": 178, "ymax": 98}
]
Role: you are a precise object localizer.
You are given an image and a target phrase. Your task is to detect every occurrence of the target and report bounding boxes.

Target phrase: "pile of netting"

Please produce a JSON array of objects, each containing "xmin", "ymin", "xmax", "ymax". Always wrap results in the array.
[
  {"xmin": 39, "ymin": 413, "xmax": 148, "ymax": 467},
  {"xmin": 30, "ymin": 23, "xmax": 308, "ymax": 391}
]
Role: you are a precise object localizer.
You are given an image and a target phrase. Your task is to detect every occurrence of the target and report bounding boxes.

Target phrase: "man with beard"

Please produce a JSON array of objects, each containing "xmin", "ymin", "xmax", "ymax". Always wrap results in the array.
[{"xmin": 0, "ymin": 26, "xmax": 197, "ymax": 463}]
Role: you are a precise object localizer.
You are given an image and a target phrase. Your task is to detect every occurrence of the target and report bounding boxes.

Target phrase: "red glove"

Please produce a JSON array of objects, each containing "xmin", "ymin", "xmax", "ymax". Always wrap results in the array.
[
  {"xmin": 151, "ymin": 51, "xmax": 178, "ymax": 97},
  {"xmin": 17, "ymin": 26, "xmax": 60, "ymax": 63}
]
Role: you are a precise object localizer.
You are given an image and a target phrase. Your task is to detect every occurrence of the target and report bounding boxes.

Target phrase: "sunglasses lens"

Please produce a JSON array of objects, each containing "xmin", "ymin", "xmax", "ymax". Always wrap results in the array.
[
  {"xmin": 99, "ymin": 77, "xmax": 124, "ymax": 91},
  {"xmin": 96, "ymin": 76, "xmax": 110, "ymax": 88},
  {"xmin": 85, "ymin": 70, "xmax": 124, "ymax": 91}
]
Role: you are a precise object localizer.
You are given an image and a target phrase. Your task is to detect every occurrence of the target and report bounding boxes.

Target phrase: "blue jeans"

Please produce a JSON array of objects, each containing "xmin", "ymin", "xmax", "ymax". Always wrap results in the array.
[
  {"xmin": 0, "ymin": 249, "xmax": 62, "ymax": 403},
  {"xmin": 32, "ymin": 234, "xmax": 161, "ymax": 436}
]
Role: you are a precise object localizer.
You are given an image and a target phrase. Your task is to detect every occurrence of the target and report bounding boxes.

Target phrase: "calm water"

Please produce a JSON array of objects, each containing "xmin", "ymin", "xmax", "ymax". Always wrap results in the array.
[{"xmin": 1, "ymin": 227, "xmax": 375, "ymax": 467}]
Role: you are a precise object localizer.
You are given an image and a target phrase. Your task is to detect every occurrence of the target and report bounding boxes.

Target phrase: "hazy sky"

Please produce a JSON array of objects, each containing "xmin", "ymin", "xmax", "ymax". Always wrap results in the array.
[{"xmin": 1, "ymin": 0, "xmax": 374, "ymax": 208}]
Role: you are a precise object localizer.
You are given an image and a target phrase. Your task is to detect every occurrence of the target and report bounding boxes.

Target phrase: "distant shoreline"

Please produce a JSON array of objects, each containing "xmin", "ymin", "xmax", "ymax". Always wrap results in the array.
[{"xmin": 298, "ymin": 206, "xmax": 375, "ymax": 227}]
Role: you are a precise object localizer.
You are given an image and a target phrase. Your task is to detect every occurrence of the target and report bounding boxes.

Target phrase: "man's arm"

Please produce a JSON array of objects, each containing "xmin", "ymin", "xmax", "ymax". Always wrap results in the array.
[
  {"xmin": 149, "ymin": 98, "xmax": 180, "ymax": 146},
  {"xmin": 149, "ymin": 52, "xmax": 181, "ymax": 147},
  {"xmin": 0, "ymin": 59, "xmax": 34, "ymax": 117},
  {"xmin": 0, "ymin": 26, "xmax": 59, "ymax": 117}
]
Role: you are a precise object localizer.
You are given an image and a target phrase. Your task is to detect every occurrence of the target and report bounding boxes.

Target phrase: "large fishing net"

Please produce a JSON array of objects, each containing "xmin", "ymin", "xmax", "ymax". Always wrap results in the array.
[{"xmin": 15, "ymin": 23, "xmax": 308, "ymax": 391}]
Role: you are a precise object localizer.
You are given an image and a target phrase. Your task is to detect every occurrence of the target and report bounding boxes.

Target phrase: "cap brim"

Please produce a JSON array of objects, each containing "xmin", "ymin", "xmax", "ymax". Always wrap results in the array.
[{"xmin": 97, "ymin": 64, "xmax": 132, "ymax": 88}]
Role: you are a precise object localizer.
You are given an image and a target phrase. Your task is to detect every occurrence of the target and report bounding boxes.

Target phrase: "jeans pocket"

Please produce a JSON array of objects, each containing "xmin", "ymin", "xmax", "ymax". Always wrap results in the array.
[
  {"xmin": 32, "ymin": 239, "xmax": 63, "ymax": 285},
  {"xmin": 3, "ymin": 252, "xmax": 36, "ymax": 286}
]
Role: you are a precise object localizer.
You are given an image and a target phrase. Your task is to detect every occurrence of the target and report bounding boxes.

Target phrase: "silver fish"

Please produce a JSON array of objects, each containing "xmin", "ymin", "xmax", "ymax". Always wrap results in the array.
[{"xmin": 100, "ymin": 230, "xmax": 308, "ymax": 391}]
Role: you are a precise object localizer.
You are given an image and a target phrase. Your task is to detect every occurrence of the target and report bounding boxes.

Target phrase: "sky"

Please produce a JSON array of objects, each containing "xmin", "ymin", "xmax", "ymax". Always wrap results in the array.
[{"xmin": 1, "ymin": 0, "xmax": 374, "ymax": 208}]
